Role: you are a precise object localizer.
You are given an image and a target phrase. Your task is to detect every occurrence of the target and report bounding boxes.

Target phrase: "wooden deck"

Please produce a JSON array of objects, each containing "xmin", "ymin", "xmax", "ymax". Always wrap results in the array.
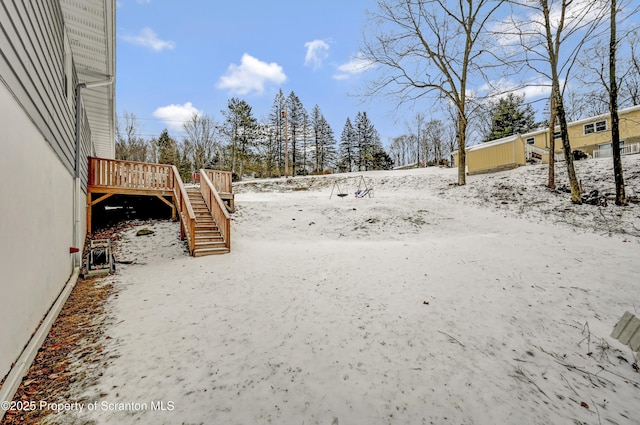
[{"xmin": 87, "ymin": 157, "xmax": 233, "ymax": 256}]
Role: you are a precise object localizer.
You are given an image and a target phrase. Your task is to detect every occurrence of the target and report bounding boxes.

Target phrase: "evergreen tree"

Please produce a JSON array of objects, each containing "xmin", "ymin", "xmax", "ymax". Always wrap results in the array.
[
  {"xmin": 354, "ymin": 111, "xmax": 379, "ymax": 171},
  {"xmin": 287, "ymin": 92, "xmax": 306, "ymax": 176},
  {"xmin": 299, "ymin": 107, "xmax": 311, "ymax": 175},
  {"xmin": 268, "ymin": 89, "xmax": 287, "ymax": 176},
  {"xmin": 484, "ymin": 94, "xmax": 538, "ymax": 142},
  {"xmin": 372, "ymin": 148, "xmax": 394, "ymax": 170},
  {"xmin": 311, "ymin": 105, "xmax": 336, "ymax": 172},
  {"xmin": 318, "ymin": 116, "xmax": 337, "ymax": 170},
  {"xmin": 178, "ymin": 144, "xmax": 192, "ymax": 183},
  {"xmin": 338, "ymin": 117, "xmax": 356, "ymax": 172},
  {"xmin": 223, "ymin": 98, "xmax": 257, "ymax": 179},
  {"xmin": 156, "ymin": 129, "xmax": 179, "ymax": 166}
]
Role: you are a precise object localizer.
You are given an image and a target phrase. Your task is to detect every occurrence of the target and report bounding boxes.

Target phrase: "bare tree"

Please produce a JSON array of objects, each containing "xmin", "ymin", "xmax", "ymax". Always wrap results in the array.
[
  {"xmin": 115, "ymin": 112, "xmax": 148, "ymax": 162},
  {"xmin": 505, "ymin": 0, "xmax": 608, "ymax": 203},
  {"xmin": 362, "ymin": 0, "xmax": 505, "ymax": 185},
  {"xmin": 576, "ymin": 1, "xmax": 640, "ymax": 205},
  {"xmin": 626, "ymin": 30, "xmax": 640, "ymax": 105},
  {"xmin": 547, "ymin": 94, "xmax": 557, "ymax": 188},
  {"xmin": 425, "ymin": 118, "xmax": 448, "ymax": 164},
  {"xmin": 609, "ymin": 0, "xmax": 627, "ymax": 205},
  {"xmin": 182, "ymin": 113, "xmax": 219, "ymax": 171},
  {"xmin": 406, "ymin": 112, "xmax": 428, "ymax": 167}
]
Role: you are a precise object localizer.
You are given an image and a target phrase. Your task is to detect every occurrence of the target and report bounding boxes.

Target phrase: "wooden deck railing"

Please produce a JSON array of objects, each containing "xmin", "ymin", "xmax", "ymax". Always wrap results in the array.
[
  {"xmin": 200, "ymin": 169, "xmax": 231, "ymax": 250},
  {"xmin": 87, "ymin": 157, "xmax": 232, "ymax": 256},
  {"xmin": 88, "ymin": 157, "xmax": 198, "ymax": 254},
  {"xmin": 203, "ymin": 170, "xmax": 233, "ymax": 194},
  {"xmin": 88, "ymin": 157, "xmax": 174, "ymax": 192},
  {"xmin": 171, "ymin": 165, "xmax": 197, "ymax": 255}
]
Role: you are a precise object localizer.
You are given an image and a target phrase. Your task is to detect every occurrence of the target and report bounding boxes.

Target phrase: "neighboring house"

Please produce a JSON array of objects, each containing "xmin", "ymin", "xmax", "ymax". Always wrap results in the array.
[
  {"xmin": 453, "ymin": 105, "xmax": 640, "ymax": 175},
  {"xmin": 0, "ymin": 0, "xmax": 115, "ymax": 382}
]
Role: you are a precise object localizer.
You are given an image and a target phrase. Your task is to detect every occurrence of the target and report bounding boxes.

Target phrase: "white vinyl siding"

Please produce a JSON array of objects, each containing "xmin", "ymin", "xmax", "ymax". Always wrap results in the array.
[{"xmin": 0, "ymin": 1, "xmax": 76, "ymax": 173}]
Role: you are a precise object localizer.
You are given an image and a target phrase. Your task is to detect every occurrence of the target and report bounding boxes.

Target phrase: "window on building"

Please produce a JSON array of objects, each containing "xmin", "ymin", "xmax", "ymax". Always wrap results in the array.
[
  {"xmin": 526, "ymin": 137, "xmax": 535, "ymax": 145},
  {"xmin": 584, "ymin": 120, "xmax": 607, "ymax": 135},
  {"xmin": 553, "ymin": 131, "xmax": 561, "ymax": 140}
]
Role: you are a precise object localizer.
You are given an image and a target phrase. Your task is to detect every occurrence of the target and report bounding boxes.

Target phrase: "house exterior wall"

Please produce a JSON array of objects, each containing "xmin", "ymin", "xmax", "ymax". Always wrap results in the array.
[
  {"xmin": 465, "ymin": 137, "xmax": 526, "ymax": 175},
  {"xmin": 0, "ymin": 1, "xmax": 112, "ymax": 381},
  {"xmin": 0, "ymin": 1, "xmax": 78, "ymax": 174},
  {"xmin": 0, "ymin": 82, "xmax": 77, "ymax": 381},
  {"xmin": 530, "ymin": 106, "xmax": 640, "ymax": 155},
  {"xmin": 568, "ymin": 107, "xmax": 640, "ymax": 155},
  {"xmin": 457, "ymin": 105, "xmax": 640, "ymax": 176}
]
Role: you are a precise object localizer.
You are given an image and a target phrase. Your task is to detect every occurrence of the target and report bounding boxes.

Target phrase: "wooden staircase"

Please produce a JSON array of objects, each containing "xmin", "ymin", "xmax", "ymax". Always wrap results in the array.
[
  {"xmin": 87, "ymin": 158, "xmax": 232, "ymax": 257},
  {"xmin": 186, "ymin": 187, "xmax": 230, "ymax": 256}
]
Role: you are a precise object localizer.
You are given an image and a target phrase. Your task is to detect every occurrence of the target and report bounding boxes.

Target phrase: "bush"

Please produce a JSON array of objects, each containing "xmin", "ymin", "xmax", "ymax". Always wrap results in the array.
[{"xmin": 572, "ymin": 150, "xmax": 588, "ymax": 161}]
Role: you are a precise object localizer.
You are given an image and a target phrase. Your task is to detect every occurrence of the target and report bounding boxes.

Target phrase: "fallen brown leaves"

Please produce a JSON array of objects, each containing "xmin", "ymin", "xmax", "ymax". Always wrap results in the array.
[
  {"xmin": 0, "ymin": 222, "xmax": 146, "ymax": 425},
  {"xmin": 1, "ymin": 276, "xmax": 113, "ymax": 425}
]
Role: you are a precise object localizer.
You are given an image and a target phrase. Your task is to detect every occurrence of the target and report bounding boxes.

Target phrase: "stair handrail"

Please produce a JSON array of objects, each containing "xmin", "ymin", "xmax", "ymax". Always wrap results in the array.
[
  {"xmin": 199, "ymin": 169, "xmax": 231, "ymax": 250},
  {"xmin": 203, "ymin": 170, "xmax": 233, "ymax": 194},
  {"xmin": 171, "ymin": 166, "xmax": 197, "ymax": 254},
  {"xmin": 525, "ymin": 144, "xmax": 548, "ymax": 160}
]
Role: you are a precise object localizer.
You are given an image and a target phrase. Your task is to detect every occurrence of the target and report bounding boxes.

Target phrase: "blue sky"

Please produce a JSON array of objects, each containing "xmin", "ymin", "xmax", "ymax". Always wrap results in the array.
[
  {"xmin": 116, "ymin": 0, "xmax": 639, "ymax": 148},
  {"xmin": 115, "ymin": 0, "xmax": 397, "ymax": 144}
]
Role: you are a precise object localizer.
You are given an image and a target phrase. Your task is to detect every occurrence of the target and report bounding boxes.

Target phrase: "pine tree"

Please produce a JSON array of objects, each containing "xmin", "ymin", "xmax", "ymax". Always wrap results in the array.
[
  {"xmin": 178, "ymin": 145, "xmax": 192, "ymax": 183},
  {"xmin": 339, "ymin": 118, "xmax": 356, "ymax": 172},
  {"xmin": 354, "ymin": 111, "xmax": 379, "ymax": 171},
  {"xmin": 223, "ymin": 98, "xmax": 257, "ymax": 179},
  {"xmin": 157, "ymin": 129, "xmax": 179, "ymax": 166},
  {"xmin": 484, "ymin": 93, "xmax": 538, "ymax": 142},
  {"xmin": 287, "ymin": 92, "xmax": 306, "ymax": 176},
  {"xmin": 299, "ymin": 107, "xmax": 311, "ymax": 175},
  {"xmin": 311, "ymin": 105, "xmax": 336, "ymax": 172},
  {"xmin": 268, "ymin": 89, "xmax": 287, "ymax": 176}
]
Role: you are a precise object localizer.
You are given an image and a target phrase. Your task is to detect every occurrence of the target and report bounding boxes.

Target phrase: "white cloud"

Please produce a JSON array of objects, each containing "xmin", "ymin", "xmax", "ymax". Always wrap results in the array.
[
  {"xmin": 217, "ymin": 54, "xmax": 287, "ymax": 95},
  {"xmin": 491, "ymin": 0, "xmax": 605, "ymax": 49},
  {"xmin": 121, "ymin": 27, "xmax": 175, "ymax": 52},
  {"xmin": 333, "ymin": 53, "xmax": 375, "ymax": 80},
  {"xmin": 153, "ymin": 102, "xmax": 202, "ymax": 131},
  {"xmin": 479, "ymin": 78, "xmax": 552, "ymax": 101},
  {"xmin": 304, "ymin": 40, "xmax": 330, "ymax": 70}
]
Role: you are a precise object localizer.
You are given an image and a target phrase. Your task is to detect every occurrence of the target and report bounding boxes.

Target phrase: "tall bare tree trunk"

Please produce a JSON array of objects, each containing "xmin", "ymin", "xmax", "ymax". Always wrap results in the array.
[
  {"xmin": 554, "ymin": 88, "xmax": 582, "ymax": 204},
  {"xmin": 547, "ymin": 95, "xmax": 556, "ymax": 189},
  {"xmin": 610, "ymin": 0, "xmax": 627, "ymax": 206},
  {"xmin": 457, "ymin": 114, "xmax": 467, "ymax": 186}
]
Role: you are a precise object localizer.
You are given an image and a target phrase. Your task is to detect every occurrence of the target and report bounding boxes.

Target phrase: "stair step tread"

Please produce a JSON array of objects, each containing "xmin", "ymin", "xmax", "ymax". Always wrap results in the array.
[
  {"xmin": 193, "ymin": 248, "xmax": 230, "ymax": 257},
  {"xmin": 195, "ymin": 240, "xmax": 226, "ymax": 245}
]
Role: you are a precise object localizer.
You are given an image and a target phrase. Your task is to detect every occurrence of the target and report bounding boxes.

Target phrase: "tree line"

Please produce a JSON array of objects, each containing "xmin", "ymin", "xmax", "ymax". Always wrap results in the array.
[{"xmin": 116, "ymin": 89, "xmax": 394, "ymax": 181}]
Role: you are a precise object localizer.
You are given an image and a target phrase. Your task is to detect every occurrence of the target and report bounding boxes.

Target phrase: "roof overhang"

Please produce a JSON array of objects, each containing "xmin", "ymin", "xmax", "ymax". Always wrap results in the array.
[{"xmin": 61, "ymin": 0, "xmax": 116, "ymax": 159}]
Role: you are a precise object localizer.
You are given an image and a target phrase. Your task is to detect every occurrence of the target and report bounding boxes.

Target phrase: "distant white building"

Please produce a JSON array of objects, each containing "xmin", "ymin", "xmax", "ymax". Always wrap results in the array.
[{"xmin": 0, "ymin": 0, "xmax": 115, "ymax": 382}]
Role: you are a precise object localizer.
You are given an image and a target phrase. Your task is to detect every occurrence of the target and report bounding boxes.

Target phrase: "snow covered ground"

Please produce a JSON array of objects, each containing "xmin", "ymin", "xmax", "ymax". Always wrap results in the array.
[{"xmin": 50, "ymin": 156, "xmax": 640, "ymax": 425}]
